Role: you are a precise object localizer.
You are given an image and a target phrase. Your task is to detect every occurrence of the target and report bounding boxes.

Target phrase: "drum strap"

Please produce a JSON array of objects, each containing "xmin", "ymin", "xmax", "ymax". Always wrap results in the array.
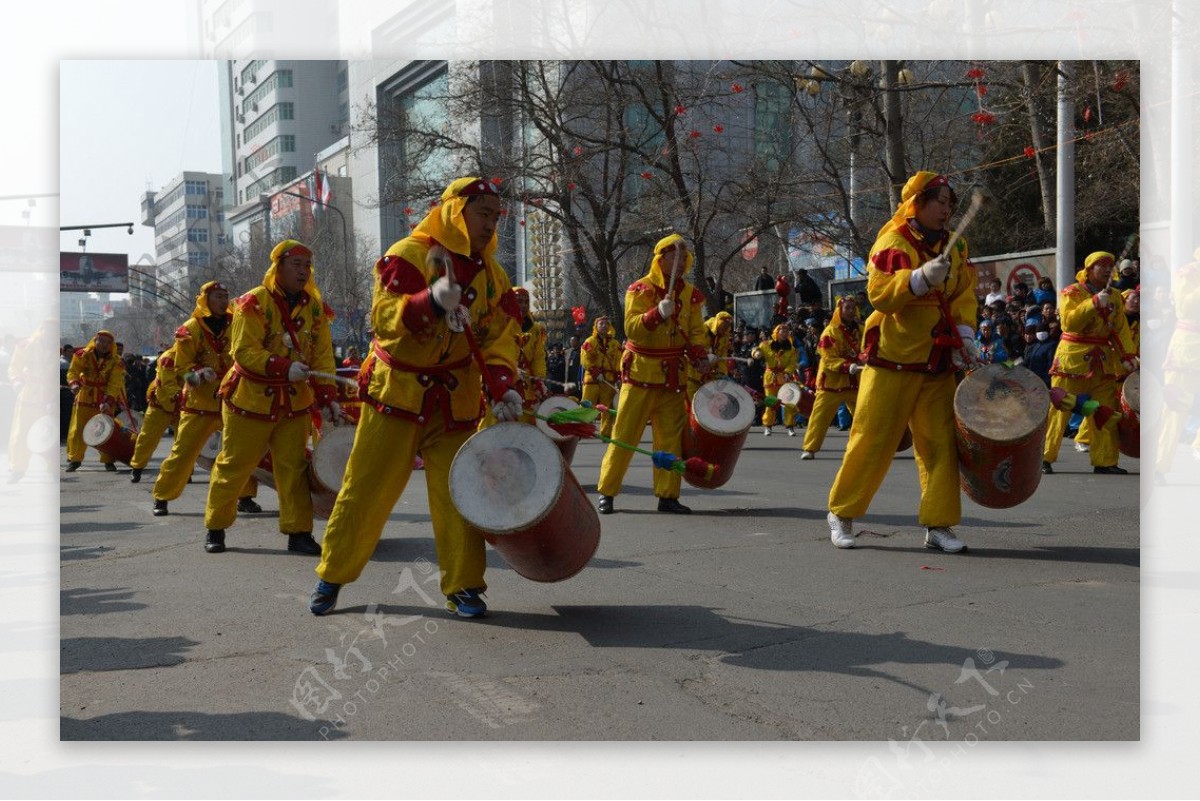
[
  {"xmin": 625, "ymin": 342, "xmax": 686, "ymax": 389},
  {"xmin": 1061, "ymin": 333, "xmax": 1109, "ymax": 345},
  {"xmin": 233, "ymin": 363, "xmax": 291, "ymax": 386},
  {"xmin": 370, "ymin": 340, "xmax": 471, "ymax": 374}
]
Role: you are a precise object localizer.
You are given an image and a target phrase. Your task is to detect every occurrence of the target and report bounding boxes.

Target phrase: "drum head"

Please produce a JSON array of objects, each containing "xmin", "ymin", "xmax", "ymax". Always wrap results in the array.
[
  {"xmin": 954, "ymin": 364, "xmax": 1049, "ymax": 441},
  {"xmin": 82, "ymin": 413, "xmax": 115, "ymax": 447},
  {"xmin": 692, "ymin": 380, "xmax": 755, "ymax": 435},
  {"xmin": 119, "ymin": 410, "xmax": 143, "ymax": 432},
  {"xmin": 776, "ymin": 382, "xmax": 803, "ymax": 407},
  {"xmin": 27, "ymin": 415, "xmax": 58, "ymax": 454},
  {"xmin": 535, "ymin": 395, "xmax": 580, "ymax": 441},
  {"xmin": 201, "ymin": 430, "xmax": 222, "ymax": 460},
  {"xmin": 312, "ymin": 424, "xmax": 357, "ymax": 493},
  {"xmin": 1121, "ymin": 370, "xmax": 1140, "ymax": 414},
  {"xmin": 450, "ymin": 422, "xmax": 565, "ymax": 535}
]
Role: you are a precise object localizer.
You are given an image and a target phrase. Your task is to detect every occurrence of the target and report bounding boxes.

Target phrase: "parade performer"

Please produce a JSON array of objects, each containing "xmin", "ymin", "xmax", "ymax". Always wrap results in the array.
[
  {"xmin": 149, "ymin": 282, "xmax": 261, "ymax": 515},
  {"xmin": 64, "ymin": 329, "xmax": 126, "ymax": 472},
  {"xmin": 514, "ymin": 287, "xmax": 548, "ymax": 410},
  {"xmin": 686, "ymin": 311, "xmax": 734, "ymax": 400},
  {"xmin": 826, "ymin": 171, "xmax": 979, "ymax": 553},
  {"xmin": 1041, "ymin": 251, "xmax": 1137, "ymax": 475},
  {"xmin": 7, "ymin": 320, "xmax": 57, "ymax": 483},
  {"xmin": 757, "ymin": 324, "xmax": 800, "ymax": 436},
  {"xmin": 596, "ymin": 234, "xmax": 709, "ymax": 515},
  {"xmin": 202, "ymin": 242, "xmax": 339, "ymax": 555},
  {"xmin": 309, "ymin": 177, "xmax": 520, "ymax": 618},
  {"xmin": 581, "ymin": 314, "xmax": 621, "ymax": 437},
  {"xmin": 128, "ymin": 347, "xmax": 180, "ymax": 483},
  {"xmin": 800, "ymin": 295, "xmax": 863, "ymax": 459}
]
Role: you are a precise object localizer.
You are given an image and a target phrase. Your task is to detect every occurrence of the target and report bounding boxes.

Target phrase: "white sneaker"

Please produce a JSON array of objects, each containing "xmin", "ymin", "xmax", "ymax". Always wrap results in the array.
[
  {"xmin": 786, "ymin": 427, "xmax": 797, "ymax": 437},
  {"xmin": 763, "ymin": 426, "xmax": 773, "ymax": 437},
  {"xmin": 1074, "ymin": 441, "xmax": 1089, "ymax": 453},
  {"xmin": 800, "ymin": 451, "xmax": 815, "ymax": 460},
  {"xmin": 827, "ymin": 511, "xmax": 855, "ymax": 548},
  {"xmin": 925, "ymin": 527, "xmax": 966, "ymax": 553}
]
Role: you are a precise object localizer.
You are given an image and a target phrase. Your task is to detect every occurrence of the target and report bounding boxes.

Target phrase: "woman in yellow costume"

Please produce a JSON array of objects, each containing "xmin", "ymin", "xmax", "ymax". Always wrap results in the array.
[
  {"xmin": 756, "ymin": 323, "xmax": 800, "ymax": 436},
  {"xmin": 309, "ymin": 177, "xmax": 520, "ymax": 618},
  {"xmin": 826, "ymin": 171, "xmax": 979, "ymax": 553},
  {"xmin": 148, "ymin": 282, "xmax": 260, "ymax": 514},
  {"xmin": 1041, "ymin": 251, "xmax": 1137, "ymax": 475},
  {"xmin": 581, "ymin": 314, "xmax": 621, "ymax": 437},
  {"xmin": 64, "ymin": 329, "xmax": 126, "ymax": 472},
  {"xmin": 128, "ymin": 346, "xmax": 181, "ymax": 483},
  {"xmin": 596, "ymin": 234, "xmax": 710, "ymax": 515},
  {"xmin": 203, "ymin": 242, "xmax": 339, "ymax": 555},
  {"xmin": 800, "ymin": 295, "xmax": 864, "ymax": 459},
  {"xmin": 686, "ymin": 311, "xmax": 734, "ymax": 400}
]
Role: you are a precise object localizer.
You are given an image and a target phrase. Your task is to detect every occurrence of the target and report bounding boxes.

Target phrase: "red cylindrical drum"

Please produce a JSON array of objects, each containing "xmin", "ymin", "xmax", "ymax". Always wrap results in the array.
[
  {"xmin": 310, "ymin": 423, "xmax": 356, "ymax": 518},
  {"xmin": 954, "ymin": 364, "xmax": 1050, "ymax": 508},
  {"xmin": 1117, "ymin": 370, "xmax": 1140, "ymax": 459},
  {"xmin": 777, "ymin": 381, "xmax": 815, "ymax": 419},
  {"xmin": 81, "ymin": 413, "xmax": 136, "ymax": 465},
  {"xmin": 533, "ymin": 395, "xmax": 580, "ymax": 465},
  {"xmin": 450, "ymin": 422, "xmax": 600, "ymax": 583},
  {"xmin": 336, "ymin": 366, "xmax": 362, "ymax": 423},
  {"xmin": 682, "ymin": 379, "xmax": 756, "ymax": 489}
]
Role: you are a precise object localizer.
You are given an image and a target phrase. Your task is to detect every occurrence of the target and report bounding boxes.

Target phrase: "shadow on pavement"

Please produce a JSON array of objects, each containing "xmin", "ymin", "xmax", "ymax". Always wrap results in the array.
[
  {"xmin": 61, "ymin": 635, "xmax": 199, "ymax": 674},
  {"xmin": 854, "ymin": 544, "xmax": 1139, "ymax": 567},
  {"xmin": 61, "ymin": 587, "xmax": 146, "ymax": 616},
  {"xmin": 60, "ymin": 544, "xmax": 114, "ymax": 561},
  {"xmin": 60, "ymin": 709, "xmax": 347, "ymax": 741},
  {"xmin": 61, "ymin": 521, "xmax": 147, "ymax": 535}
]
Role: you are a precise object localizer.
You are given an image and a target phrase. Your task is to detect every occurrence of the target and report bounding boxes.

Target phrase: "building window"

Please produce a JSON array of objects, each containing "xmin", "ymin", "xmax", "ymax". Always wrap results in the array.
[
  {"xmin": 188, "ymin": 250, "xmax": 210, "ymax": 267},
  {"xmin": 245, "ymin": 166, "xmax": 297, "ymax": 198},
  {"xmin": 186, "ymin": 180, "xmax": 208, "ymax": 195},
  {"xmin": 242, "ymin": 69, "xmax": 293, "ymax": 116},
  {"xmin": 187, "ymin": 228, "xmax": 209, "ymax": 243},
  {"xmin": 240, "ymin": 59, "xmax": 267, "ymax": 85},
  {"xmin": 186, "ymin": 205, "xmax": 208, "ymax": 219},
  {"xmin": 242, "ymin": 134, "xmax": 296, "ymax": 173},
  {"xmin": 754, "ymin": 80, "xmax": 793, "ymax": 173},
  {"xmin": 244, "ymin": 102, "xmax": 295, "ymax": 142}
]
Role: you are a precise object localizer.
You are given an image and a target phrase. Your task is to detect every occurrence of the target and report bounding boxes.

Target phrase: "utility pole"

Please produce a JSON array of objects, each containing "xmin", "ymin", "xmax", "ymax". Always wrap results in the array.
[{"xmin": 1055, "ymin": 61, "xmax": 1076, "ymax": 291}]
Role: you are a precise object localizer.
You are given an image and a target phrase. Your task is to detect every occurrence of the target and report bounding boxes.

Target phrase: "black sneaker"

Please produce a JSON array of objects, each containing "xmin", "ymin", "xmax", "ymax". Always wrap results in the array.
[
  {"xmin": 1093, "ymin": 465, "xmax": 1129, "ymax": 475},
  {"xmin": 152, "ymin": 499, "xmax": 168, "ymax": 517},
  {"xmin": 657, "ymin": 497, "xmax": 692, "ymax": 514},
  {"xmin": 287, "ymin": 532, "xmax": 322, "ymax": 555},
  {"xmin": 204, "ymin": 529, "xmax": 226, "ymax": 553},
  {"xmin": 1041, "ymin": 461, "xmax": 1054, "ymax": 475},
  {"xmin": 104, "ymin": 462, "xmax": 117, "ymax": 472},
  {"xmin": 598, "ymin": 495, "xmax": 614, "ymax": 515},
  {"xmin": 237, "ymin": 497, "xmax": 263, "ymax": 513},
  {"xmin": 309, "ymin": 579, "xmax": 342, "ymax": 616},
  {"xmin": 130, "ymin": 468, "xmax": 143, "ymax": 483}
]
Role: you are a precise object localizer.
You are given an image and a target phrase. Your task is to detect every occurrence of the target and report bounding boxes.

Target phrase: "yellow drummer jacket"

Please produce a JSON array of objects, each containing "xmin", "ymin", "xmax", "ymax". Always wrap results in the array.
[
  {"xmin": 1051, "ymin": 277, "xmax": 1137, "ymax": 380},
  {"xmin": 759, "ymin": 326, "xmax": 798, "ymax": 388},
  {"xmin": 621, "ymin": 255, "xmax": 708, "ymax": 391},
  {"xmin": 863, "ymin": 221, "xmax": 976, "ymax": 372},
  {"xmin": 362, "ymin": 234, "xmax": 519, "ymax": 430},
  {"xmin": 816, "ymin": 318, "xmax": 864, "ymax": 392},
  {"xmin": 67, "ymin": 345, "xmax": 126, "ymax": 408},
  {"xmin": 701, "ymin": 312, "xmax": 734, "ymax": 381},
  {"xmin": 581, "ymin": 323, "xmax": 621, "ymax": 386},
  {"xmin": 146, "ymin": 347, "xmax": 181, "ymax": 414},
  {"xmin": 172, "ymin": 315, "xmax": 236, "ymax": 415},
  {"xmin": 218, "ymin": 285, "xmax": 337, "ymax": 421}
]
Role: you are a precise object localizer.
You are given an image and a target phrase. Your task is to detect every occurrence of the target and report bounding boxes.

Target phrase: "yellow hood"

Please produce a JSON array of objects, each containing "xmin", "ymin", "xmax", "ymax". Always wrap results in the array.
[
  {"xmin": 646, "ymin": 233, "xmax": 694, "ymax": 290},
  {"xmin": 263, "ymin": 239, "xmax": 321, "ymax": 304},
  {"xmin": 412, "ymin": 176, "xmax": 500, "ymax": 260}
]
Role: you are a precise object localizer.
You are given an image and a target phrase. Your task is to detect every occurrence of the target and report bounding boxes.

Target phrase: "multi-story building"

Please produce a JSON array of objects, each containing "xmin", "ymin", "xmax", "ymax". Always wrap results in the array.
[{"xmin": 139, "ymin": 171, "xmax": 228, "ymax": 301}]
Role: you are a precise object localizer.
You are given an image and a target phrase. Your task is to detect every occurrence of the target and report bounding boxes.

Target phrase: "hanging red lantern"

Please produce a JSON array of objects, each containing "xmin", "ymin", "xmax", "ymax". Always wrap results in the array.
[
  {"xmin": 1113, "ymin": 71, "xmax": 1129, "ymax": 92},
  {"xmin": 572, "ymin": 306, "xmax": 587, "ymax": 325},
  {"xmin": 403, "ymin": 206, "xmax": 414, "ymax": 215},
  {"xmin": 713, "ymin": 124, "xmax": 724, "ymax": 134},
  {"xmin": 640, "ymin": 171, "xmax": 653, "ymax": 180},
  {"xmin": 688, "ymin": 130, "xmax": 702, "ymax": 139},
  {"xmin": 965, "ymin": 67, "xmax": 985, "ymax": 80},
  {"xmin": 976, "ymin": 84, "xmax": 988, "ymax": 97},
  {"xmin": 674, "ymin": 104, "xmax": 687, "ymax": 115},
  {"xmin": 731, "ymin": 83, "xmax": 744, "ymax": 93},
  {"xmin": 572, "ymin": 146, "xmax": 582, "ymax": 156},
  {"xmin": 1023, "ymin": 146, "xmax": 1036, "ymax": 159},
  {"xmin": 1083, "ymin": 104, "xmax": 1093, "ymax": 123}
]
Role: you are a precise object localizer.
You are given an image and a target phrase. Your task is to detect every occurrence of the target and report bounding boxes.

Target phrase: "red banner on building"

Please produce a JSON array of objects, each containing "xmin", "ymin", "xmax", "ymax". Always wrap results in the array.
[{"xmin": 60, "ymin": 252, "xmax": 129, "ymax": 293}]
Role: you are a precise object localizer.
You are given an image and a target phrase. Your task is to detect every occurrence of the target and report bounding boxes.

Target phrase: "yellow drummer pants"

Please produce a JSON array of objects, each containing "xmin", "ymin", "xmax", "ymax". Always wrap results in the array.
[
  {"xmin": 205, "ymin": 410, "xmax": 310, "ymax": 534},
  {"xmin": 1156, "ymin": 370, "xmax": 1200, "ymax": 474},
  {"xmin": 1043, "ymin": 374, "xmax": 1119, "ymax": 468},
  {"xmin": 65, "ymin": 403, "xmax": 114, "ymax": 465},
  {"xmin": 9, "ymin": 393, "xmax": 45, "ymax": 473},
  {"xmin": 802, "ymin": 389, "xmax": 857, "ymax": 453},
  {"xmin": 581, "ymin": 381, "xmax": 616, "ymax": 438},
  {"xmin": 129, "ymin": 404, "xmax": 176, "ymax": 470},
  {"xmin": 154, "ymin": 410, "xmax": 256, "ymax": 502},
  {"xmin": 317, "ymin": 405, "xmax": 483, "ymax": 597},
  {"xmin": 829, "ymin": 367, "xmax": 960, "ymax": 528},
  {"xmin": 761, "ymin": 380, "xmax": 796, "ymax": 428},
  {"xmin": 597, "ymin": 383, "xmax": 685, "ymax": 500}
]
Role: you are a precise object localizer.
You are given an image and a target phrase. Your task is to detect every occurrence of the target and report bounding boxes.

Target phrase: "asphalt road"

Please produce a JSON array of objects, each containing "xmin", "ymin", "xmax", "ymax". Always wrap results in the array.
[{"xmin": 59, "ymin": 421, "xmax": 1139, "ymax": 747}]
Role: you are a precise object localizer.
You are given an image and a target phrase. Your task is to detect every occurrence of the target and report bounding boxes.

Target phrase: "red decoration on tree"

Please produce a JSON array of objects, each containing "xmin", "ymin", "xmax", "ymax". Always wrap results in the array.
[
  {"xmin": 674, "ymin": 104, "xmax": 687, "ymax": 115},
  {"xmin": 713, "ymin": 124, "xmax": 724, "ymax": 134},
  {"xmin": 572, "ymin": 146, "xmax": 582, "ymax": 156},
  {"xmin": 971, "ymin": 111, "xmax": 996, "ymax": 126},
  {"xmin": 688, "ymin": 130, "xmax": 702, "ymax": 139},
  {"xmin": 731, "ymin": 83, "xmax": 744, "ymax": 93},
  {"xmin": 976, "ymin": 84, "xmax": 988, "ymax": 97},
  {"xmin": 1113, "ymin": 71, "xmax": 1129, "ymax": 92},
  {"xmin": 1083, "ymin": 104, "xmax": 1093, "ymax": 123},
  {"xmin": 1024, "ymin": 146, "xmax": 1036, "ymax": 159},
  {"xmin": 403, "ymin": 206, "xmax": 414, "ymax": 215},
  {"xmin": 567, "ymin": 182, "xmax": 577, "ymax": 191},
  {"xmin": 491, "ymin": 176, "xmax": 503, "ymax": 185},
  {"xmin": 965, "ymin": 67, "xmax": 985, "ymax": 80},
  {"xmin": 429, "ymin": 200, "xmax": 439, "ymax": 208},
  {"xmin": 640, "ymin": 171, "xmax": 653, "ymax": 180},
  {"xmin": 571, "ymin": 306, "xmax": 587, "ymax": 325},
  {"xmin": 519, "ymin": 220, "xmax": 526, "ymax": 226}
]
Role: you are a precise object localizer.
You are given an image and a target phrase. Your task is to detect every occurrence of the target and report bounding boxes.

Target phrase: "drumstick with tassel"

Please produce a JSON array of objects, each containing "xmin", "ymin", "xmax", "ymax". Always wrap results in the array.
[{"xmin": 935, "ymin": 186, "xmax": 990, "ymax": 370}]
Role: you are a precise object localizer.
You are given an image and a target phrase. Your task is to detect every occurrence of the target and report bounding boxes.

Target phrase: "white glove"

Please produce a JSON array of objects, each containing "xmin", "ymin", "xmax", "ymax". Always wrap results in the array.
[
  {"xmin": 492, "ymin": 389, "xmax": 524, "ymax": 422},
  {"xmin": 325, "ymin": 401, "xmax": 344, "ymax": 425},
  {"xmin": 287, "ymin": 361, "xmax": 310, "ymax": 382},
  {"xmin": 951, "ymin": 339, "xmax": 982, "ymax": 370},
  {"xmin": 431, "ymin": 275, "xmax": 462, "ymax": 311},
  {"xmin": 98, "ymin": 403, "xmax": 111, "ymax": 415},
  {"xmin": 657, "ymin": 298, "xmax": 675, "ymax": 319},
  {"xmin": 910, "ymin": 255, "xmax": 950, "ymax": 296},
  {"xmin": 1095, "ymin": 290, "xmax": 1110, "ymax": 308},
  {"xmin": 184, "ymin": 371, "xmax": 203, "ymax": 386},
  {"xmin": 198, "ymin": 367, "xmax": 218, "ymax": 384},
  {"xmin": 848, "ymin": 363, "xmax": 863, "ymax": 375},
  {"xmin": 1122, "ymin": 355, "xmax": 1140, "ymax": 372},
  {"xmin": 706, "ymin": 352, "xmax": 720, "ymax": 364}
]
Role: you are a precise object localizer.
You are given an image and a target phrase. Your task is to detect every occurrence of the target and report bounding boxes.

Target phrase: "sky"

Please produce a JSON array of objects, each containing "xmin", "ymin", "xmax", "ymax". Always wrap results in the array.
[{"xmin": 58, "ymin": 60, "xmax": 222, "ymax": 269}]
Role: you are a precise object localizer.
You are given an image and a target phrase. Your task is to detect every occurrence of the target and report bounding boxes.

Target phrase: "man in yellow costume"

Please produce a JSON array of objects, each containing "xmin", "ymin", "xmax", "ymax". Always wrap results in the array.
[
  {"xmin": 203, "ymin": 242, "xmax": 339, "ymax": 555},
  {"xmin": 514, "ymin": 287, "xmax": 548, "ymax": 412},
  {"xmin": 756, "ymin": 324, "xmax": 800, "ymax": 436},
  {"xmin": 686, "ymin": 310, "xmax": 734, "ymax": 400},
  {"xmin": 596, "ymin": 234, "xmax": 710, "ymax": 515},
  {"xmin": 309, "ymin": 177, "xmax": 521, "ymax": 618},
  {"xmin": 65, "ymin": 329, "xmax": 126, "ymax": 472},
  {"xmin": 800, "ymin": 295, "xmax": 864, "ymax": 459},
  {"xmin": 827, "ymin": 171, "xmax": 979, "ymax": 553},
  {"xmin": 581, "ymin": 315, "xmax": 621, "ymax": 437},
  {"xmin": 128, "ymin": 347, "xmax": 180, "ymax": 483},
  {"xmin": 1041, "ymin": 251, "xmax": 1137, "ymax": 475},
  {"xmin": 149, "ymin": 282, "xmax": 260, "ymax": 515}
]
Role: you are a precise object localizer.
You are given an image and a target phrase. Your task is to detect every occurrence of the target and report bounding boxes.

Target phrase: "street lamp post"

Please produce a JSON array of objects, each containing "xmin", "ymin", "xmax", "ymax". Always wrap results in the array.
[{"xmin": 270, "ymin": 190, "xmax": 351, "ymax": 275}]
